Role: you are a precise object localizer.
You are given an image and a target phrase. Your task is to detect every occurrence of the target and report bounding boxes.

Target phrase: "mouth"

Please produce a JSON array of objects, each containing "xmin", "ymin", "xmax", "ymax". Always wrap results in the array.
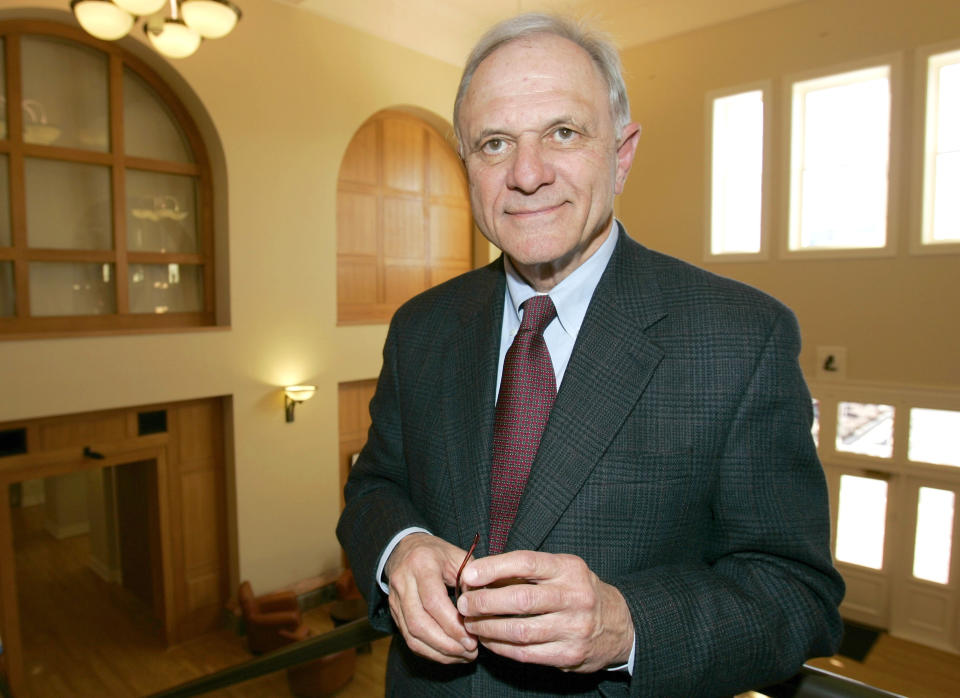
[{"xmin": 505, "ymin": 203, "xmax": 565, "ymax": 218}]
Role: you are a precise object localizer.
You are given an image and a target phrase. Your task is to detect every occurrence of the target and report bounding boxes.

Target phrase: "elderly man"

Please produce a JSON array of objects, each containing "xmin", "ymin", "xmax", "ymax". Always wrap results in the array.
[{"xmin": 337, "ymin": 12, "xmax": 843, "ymax": 697}]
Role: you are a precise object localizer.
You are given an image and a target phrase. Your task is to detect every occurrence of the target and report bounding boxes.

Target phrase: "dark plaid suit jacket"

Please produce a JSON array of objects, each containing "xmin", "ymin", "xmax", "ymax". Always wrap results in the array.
[{"xmin": 337, "ymin": 227, "xmax": 844, "ymax": 697}]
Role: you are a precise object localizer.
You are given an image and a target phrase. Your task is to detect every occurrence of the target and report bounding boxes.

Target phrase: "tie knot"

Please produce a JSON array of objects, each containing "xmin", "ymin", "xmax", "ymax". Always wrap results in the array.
[{"xmin": 519, "ymin": 295, "xmax": 556, "ymax": 336}]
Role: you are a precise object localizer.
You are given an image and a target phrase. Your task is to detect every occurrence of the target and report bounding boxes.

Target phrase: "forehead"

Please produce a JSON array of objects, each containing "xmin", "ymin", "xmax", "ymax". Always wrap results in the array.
[{"xmin": 460, "ymin": 33, "xmax": 609, "ymax": 131}]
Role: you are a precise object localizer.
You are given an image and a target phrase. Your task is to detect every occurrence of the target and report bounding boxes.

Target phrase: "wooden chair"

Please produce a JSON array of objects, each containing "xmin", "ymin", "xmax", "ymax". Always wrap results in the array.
[{"xmin": 237, "ymin": 580, "xmax": 303, "ymax": 654}]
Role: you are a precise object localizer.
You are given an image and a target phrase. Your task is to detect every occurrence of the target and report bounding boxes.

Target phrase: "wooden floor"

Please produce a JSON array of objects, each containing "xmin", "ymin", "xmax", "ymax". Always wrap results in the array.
[
  {"xmin": 11, "ymin": 504, "xmax": 388, "ymax": 697},
  {"xmin": 9, "ymin": 503, "xmax": 960, "ymax": 697}
]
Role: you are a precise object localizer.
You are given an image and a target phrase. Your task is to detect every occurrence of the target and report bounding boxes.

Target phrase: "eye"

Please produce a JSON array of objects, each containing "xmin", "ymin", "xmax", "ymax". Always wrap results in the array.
[
  {"xmin": 553, "ymin": 127, "xmax": 577, "ymax": 142},
  {"xmin": 481, "ymin": 138, "xmax": 507, "ymax": 155}
]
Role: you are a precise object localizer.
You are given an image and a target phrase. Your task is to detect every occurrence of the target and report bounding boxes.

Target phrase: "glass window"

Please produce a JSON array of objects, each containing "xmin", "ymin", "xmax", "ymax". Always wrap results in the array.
[
  {"xmin": 123, "ymin": 68, "xmax": 193, "ymax": 163},
  {"xmin": 29, "ymin": 262, "xmax": 115, "ymax": 316},
  {"xmin": 128, "ymin": 263, "xmax": 203, "ymax": 314},
  {"xmin": 0, "ymin": 21, "xmax": 214, "ymax": 335},
  {"xmin": 789, "ymin": 66, "xmax": 891, "ymax": 251},
  {"xmin": 908, "ymin": 408, "xmax": 960, "ymax": 467},
  {"xmin": 913, "ymin": 487, "xmax": 954, "ymax": 584},
  {"xmin": 835, "ymin": 474, "xmax": 887, "ymax": 569},
  {"xmin": 836, "ymin": 401, "xmax": 894, "ymax": 458},
  {"xmin": 25, "ymin": 159, "xmax": 112, "ymax": 250},
  {"xmin": 0, "ymin": 261, "xmax": 13, "ymax": 317},
  {"xmin": 20, "ymin": 36, "xmax": 109, "ymax": 151},
  {"xmin": 921, "ymin": 49, "xmax": 960, "ymax": 245},
  {"xmin": 709, "ymin": 89, "xmax": 764, "ymax": 255},
  {"xmin": 126, "ymin": 171, "xmax": 198, "ymax": 254}
]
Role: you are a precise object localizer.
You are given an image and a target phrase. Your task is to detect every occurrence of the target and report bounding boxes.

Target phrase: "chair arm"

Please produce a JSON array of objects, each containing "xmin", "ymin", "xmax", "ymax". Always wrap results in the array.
[
  {"xmin": 247, "ymin": 610, "xmax": 301, "ymax": 629},
  {"xmin": 256, "ymin": 591, "xmax": 300, "ymax": 613}
]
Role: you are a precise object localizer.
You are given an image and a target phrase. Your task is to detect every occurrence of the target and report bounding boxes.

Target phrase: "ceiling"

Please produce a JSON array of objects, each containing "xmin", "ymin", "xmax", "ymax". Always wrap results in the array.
[{"xmin": 270, "ymin": 0, "xmax": 808, "ymax": 67}]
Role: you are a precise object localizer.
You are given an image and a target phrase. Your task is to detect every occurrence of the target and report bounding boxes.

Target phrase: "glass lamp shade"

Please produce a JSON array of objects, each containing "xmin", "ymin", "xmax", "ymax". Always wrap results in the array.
[
  {"xmin": 71, "ymin": 0, "xmax": 135, "ymax": 41},
  {"xmin": 145, "ymin": 19, "xmax": 202, "ymax": 59},
  {"xmin": 181, "ymin": 0, "xmax": 241, "ymax": 39},
  {"xmin": 284, "ymin": 385, "xmax": 317, "ymax": 403},
  {"xmin": 113, "ymin": 0, "xmax": 167, "ymax": 16}
]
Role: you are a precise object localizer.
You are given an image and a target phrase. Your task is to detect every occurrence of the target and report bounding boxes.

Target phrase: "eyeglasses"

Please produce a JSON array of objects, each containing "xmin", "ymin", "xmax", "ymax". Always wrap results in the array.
[{"xmin": 454, "ymin": 532, "xmax": 480, "ymax": 604}]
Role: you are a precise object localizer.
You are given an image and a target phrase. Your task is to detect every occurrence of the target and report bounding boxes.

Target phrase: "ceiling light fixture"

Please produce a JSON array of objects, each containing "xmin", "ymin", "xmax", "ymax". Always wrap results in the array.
[{"xmin": 70, "ymin": 0, "xmax": 240, "ymax": 59}]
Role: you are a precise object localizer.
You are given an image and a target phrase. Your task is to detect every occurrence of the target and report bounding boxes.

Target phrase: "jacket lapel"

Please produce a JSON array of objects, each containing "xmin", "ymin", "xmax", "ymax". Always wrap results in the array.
[
  {"xmin": 508, "ymin": 233, "xmax": 667, "ymax": 552},
  {"xmin": 442, "ymin": 263, "xmax": 505, "ymax": 554}
]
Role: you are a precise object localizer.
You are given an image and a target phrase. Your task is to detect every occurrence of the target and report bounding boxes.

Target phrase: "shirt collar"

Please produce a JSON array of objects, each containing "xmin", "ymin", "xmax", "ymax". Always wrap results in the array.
[{"xmin": 503, "ymin": 219, "xmax": 619, "ymax": 339}]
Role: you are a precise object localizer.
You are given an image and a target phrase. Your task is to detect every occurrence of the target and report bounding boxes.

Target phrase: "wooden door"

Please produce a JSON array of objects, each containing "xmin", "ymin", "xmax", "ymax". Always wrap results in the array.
[{"xmin": 116, "ymin": 459, "xmax": 163, "ymax": 619}]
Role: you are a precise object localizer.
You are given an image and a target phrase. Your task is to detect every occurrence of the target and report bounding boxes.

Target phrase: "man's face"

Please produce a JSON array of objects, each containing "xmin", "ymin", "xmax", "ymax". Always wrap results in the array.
[{"xmin": 457, "ymin": 33, "xmax": 639, "ymax": 290}]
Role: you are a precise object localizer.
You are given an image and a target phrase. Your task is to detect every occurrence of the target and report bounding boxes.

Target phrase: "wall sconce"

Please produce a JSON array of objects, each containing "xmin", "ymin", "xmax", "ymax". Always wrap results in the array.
[{"xmin": 284, "ymin": 385, "xmax": 316, "ymax": 423}]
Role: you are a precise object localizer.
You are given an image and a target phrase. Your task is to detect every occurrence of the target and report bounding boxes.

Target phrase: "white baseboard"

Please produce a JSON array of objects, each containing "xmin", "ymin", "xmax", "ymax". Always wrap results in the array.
[
  {"xmin": 87, "ymin": 555, "xmax": 122, "ymax": 583},
  {"xmin": 44, "ymin": 519, "xmax": 91, "ymax": 540}
]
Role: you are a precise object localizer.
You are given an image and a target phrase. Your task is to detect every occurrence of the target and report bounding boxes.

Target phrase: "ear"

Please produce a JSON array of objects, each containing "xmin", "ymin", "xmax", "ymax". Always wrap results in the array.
[{"xmin": 614, "ymin": 122, "xmax": 641, "ymax": 195}]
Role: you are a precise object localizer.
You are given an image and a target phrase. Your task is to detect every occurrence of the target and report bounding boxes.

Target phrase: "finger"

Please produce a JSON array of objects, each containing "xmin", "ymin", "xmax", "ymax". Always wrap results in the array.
[
  {"xmin": 478, "ymin": 637, "xmax": 592, "ymax": 672},
  {"xmin": 464, "ymin": 610, "xmax": 579, "ymax": 646},
  {"xmin": 462, "ymin": 550, "xmax": 570, "ymax": 588},
  {"xmin": 391, "ymin": 579, "xmax": 477, "ymax": 662},
  {"xmin": 458, "ymin": 571, "xmax": 595, "ymax": 618}
]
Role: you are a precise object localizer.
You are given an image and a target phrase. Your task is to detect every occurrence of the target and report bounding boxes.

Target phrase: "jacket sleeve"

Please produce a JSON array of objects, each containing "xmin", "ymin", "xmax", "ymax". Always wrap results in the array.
[
  {"xmin": 612, "ymin": 309, "xmax": 845, "ymax": 697},
  {"xmin": 336, "ymin": 317, "xmax": 431, "ymax": 633}
]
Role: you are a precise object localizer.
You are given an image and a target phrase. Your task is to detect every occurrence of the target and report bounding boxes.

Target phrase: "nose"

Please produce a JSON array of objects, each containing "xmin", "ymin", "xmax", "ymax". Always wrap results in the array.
[{"xmin": 505, "ymin": 138, "xmax": 555, "ymax": 194}]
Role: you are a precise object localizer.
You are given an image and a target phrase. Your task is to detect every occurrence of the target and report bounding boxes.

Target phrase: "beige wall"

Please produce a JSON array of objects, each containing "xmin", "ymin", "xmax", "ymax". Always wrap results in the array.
[
  {"xmin": 0, "ymin": 0, "xmax": 461, "ymax": 592},
  {"xmin": 618, "ymin": 0, "xmax": 960, "ymax": 389}
]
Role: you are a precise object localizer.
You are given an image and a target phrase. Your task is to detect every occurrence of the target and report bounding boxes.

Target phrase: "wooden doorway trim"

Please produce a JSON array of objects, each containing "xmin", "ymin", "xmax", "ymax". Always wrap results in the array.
[{"xmin": 0, "ymin": 436, "xmax": 173, "ymax": 697}]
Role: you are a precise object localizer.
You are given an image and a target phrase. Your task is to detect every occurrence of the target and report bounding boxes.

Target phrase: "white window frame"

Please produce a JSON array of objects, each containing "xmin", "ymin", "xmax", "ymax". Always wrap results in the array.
[
  {"xmin": 911, "ymin": 39, "xmax": 960, "ymax": 256},
  {"xmin": 704, "ymin": 81, "xmax": 772, "ymax": 262},
  {"xmin": 781, "ymin": 55, "xmax": 903, "ymax": 260}
]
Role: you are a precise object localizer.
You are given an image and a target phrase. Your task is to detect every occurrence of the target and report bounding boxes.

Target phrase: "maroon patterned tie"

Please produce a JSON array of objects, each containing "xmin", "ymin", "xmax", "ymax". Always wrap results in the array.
[{"xmin": 489, "ymin": 295, "xmax": 557, "ymax": 554}]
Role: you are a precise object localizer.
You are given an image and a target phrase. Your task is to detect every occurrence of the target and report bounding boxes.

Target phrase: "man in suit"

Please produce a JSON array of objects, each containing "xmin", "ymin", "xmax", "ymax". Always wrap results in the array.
[{"xmin": 337, "ymin": 12, "xmax": 844, "ymax": 697}]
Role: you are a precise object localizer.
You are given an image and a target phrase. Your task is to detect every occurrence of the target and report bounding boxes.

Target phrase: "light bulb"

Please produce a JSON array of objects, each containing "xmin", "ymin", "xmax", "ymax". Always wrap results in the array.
[
  {"xmin": 71, "ymin": 0, "xmax": 135, "ymax": 41},
  {"xmin": 145, "ymin": 19, "xmax": 202, "ymax": 59},
  {"xmin": 113, "ymin": 0, "xmax": 167, "ymax": 16},
  {"xmin": 181, "ymin": 0, "xmax": 241, "ymax": 39}
]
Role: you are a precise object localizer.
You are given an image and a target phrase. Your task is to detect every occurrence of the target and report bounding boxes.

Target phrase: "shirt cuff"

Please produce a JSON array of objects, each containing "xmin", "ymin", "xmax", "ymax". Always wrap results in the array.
[{"xmin": 375, "ymin": 526, "xmax": 432, "ymax": 594}]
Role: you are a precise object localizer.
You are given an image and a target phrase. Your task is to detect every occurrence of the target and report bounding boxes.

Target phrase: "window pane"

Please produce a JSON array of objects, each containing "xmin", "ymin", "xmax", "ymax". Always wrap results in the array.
[
  {"xmin": 29, "ymin": 262, "xmax": 115, "ymax": 316},
  {"xmin": 790, "ymin": 68, "xmax": 890, "ymax": 250},
  {"xmin": 127, "ymin": 171, "xmax": 198, "ymax": 253},
  {"xmin": 123, "ymin": 68, "xmax": 193, "ymax": 163},
  {"xmin": 0, "ymin": 154, "xmax": 10, "ymax": 247},
  {"xmin": 21, "ymin": 36, "xmax": 108, "ymax": 151},
  {"xmin": 836, "ymin": 474, "xmax": 887, "ymax": 569},
  {"xmin": 931, "ymin": 151, "xmax": 960, "ymax": 242},
  {"xmin": 711, "ymin": 90, "xmax": 763, "ymax": 254},
  {"xmin": 811, "ymin": 397, "xmax": 820, "ymax": 448},
  {"xmin": 0, "ymin": 261, "xmax": 13, "ymax": 317},
  {"xmin": 925, "ymin": 55, "xmax": 960, "ymax": 244},
  {"xmin": 836, "ymin": 401, "xmax": 894, "ymax": 458},
  {"xmin": 909, "ymin": 408, "xmax": 960, "ymax": 467},
  {"xmin": 913, "ymin": 487, "xmax": 954, "ymax": 584},
  {"xmin": 128, "ymin": 263, "xmax": 203, "ymax": 314},
  {"xmin": 799, "ymin": 166, "xmax": 887, "ymax": 248},
  {"xmin": 25, "ymin": 159, "xmax": 112, "ymax": 250}
]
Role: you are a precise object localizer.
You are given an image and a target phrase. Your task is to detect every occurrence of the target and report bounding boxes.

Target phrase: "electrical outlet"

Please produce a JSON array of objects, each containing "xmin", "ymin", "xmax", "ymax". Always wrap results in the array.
[{"xmin": 816, "ymin": 346, "xmax": 847, "ymax": 380}]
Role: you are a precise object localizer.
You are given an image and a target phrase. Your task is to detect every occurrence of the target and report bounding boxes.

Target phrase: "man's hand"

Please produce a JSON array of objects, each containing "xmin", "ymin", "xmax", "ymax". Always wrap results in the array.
[
  {"xmin": 456, "ymin": 551, "xmax": 634, "ymax": 672},
  {"xmin": 384, "ymin": 532, "xmax": 479, "ymax": 664}
]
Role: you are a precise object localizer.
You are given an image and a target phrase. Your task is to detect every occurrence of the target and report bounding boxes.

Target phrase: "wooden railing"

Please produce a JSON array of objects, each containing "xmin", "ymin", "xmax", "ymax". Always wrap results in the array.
[{"xmin": 148, "ymin": 618, "xmax": 905, "ymax": 698}]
